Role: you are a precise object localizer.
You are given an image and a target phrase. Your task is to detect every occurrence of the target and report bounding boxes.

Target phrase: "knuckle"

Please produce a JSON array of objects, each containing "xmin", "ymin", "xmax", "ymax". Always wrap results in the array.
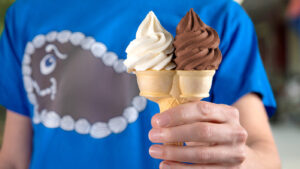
[
  {"xmin": 175, "ymin": 105, "xmax": 189, "ymax": 124},
  {"xmin": 198, "ymin": 123, "xmax": 212, "ymax": 139},
  {"xmin": 234, "ymin": 146, "xmax": 246, "ymax": 163},
  {"xmin": 163, "ymin": 129, "xmax": 172, "ymax": 142},
  {"xmin": 176, "ymin": 105, "xmax": 185, "ymax": 115},
  {"xmin": 196, "ymin": 148, "xmax": 212, "ymax": 162},
  {"xmin": 231, "ymin": 126, "xmax": 248, "ymax": 143},
  {"xmin": 229, "ymin": 107, "xmax": 239, "ymax": 119},
  {"xmin": 236, "ymin": 127, "xmax": 248, "ymax": 143},
  {"xmin": 178, "ymin": 107, "xmax": 188, "ymax": 123},
  {"xmin": 196, "ymin": 102, "xmax": 211, "ymax": 116}
]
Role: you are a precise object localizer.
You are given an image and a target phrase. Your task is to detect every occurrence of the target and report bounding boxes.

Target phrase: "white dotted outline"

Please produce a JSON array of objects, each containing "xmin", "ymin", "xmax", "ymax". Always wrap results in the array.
[{"xmin": 22, "ymin": 30, "xmax": 147, "ymax": 139}]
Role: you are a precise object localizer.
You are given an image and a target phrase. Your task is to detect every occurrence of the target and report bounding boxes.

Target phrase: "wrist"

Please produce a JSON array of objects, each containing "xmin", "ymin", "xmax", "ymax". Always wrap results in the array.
[{"xmin": 242, "ymin": 144, "xmax": 281, "ymax": 169}]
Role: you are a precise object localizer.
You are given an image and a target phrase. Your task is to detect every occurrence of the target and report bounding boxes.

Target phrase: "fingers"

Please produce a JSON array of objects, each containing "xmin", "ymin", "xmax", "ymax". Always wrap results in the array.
[
  {"xmin": 159, "ymin": 161, "xmax": 240, "ymax": 169},
  {"xmin": 149, "ymin": 102, "xmax": 246, "ymax": 168},
  {"xmin": 149, "ymin": 122, "xmax": 248, "ymax": 144},
  {"xmin": 149, "ymin": 144, "xmax": 246, "ymax": 165},
  {"xmin": 151, "ymin": 101, "xmax": 239, "ymax": 128}
]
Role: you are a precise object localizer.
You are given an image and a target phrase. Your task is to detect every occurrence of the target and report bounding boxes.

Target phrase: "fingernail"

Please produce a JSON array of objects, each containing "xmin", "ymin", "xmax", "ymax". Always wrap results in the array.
[
  {"xmin": 149, "ymin": 129, "xmax": 162, "ymax": 142},
  {"xmin": 156, "ymin": 114, "xmax": 170, "ymax": 127},
  {"xmin": 160, "ymin": 162, "xmax": 170, "ymax": 169},
  {"xmin": 149, "ymin": 145, "xmax": 163, "ymax": 158}
]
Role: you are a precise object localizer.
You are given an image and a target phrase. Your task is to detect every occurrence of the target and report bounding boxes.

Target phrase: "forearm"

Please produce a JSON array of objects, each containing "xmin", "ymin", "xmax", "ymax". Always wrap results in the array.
[
  {"xmin": 233, "ymin": 93, "xmax": 281, "ymax": 169},
  {"xmin": 243, "ymin": 142, "xmax": 281, "ymax": 169},
  {"xmin": 0, "ymin": 152, "xmax": 17, "ymax": 169},
  {"xmin": 0, "ymin": 111, "xmax": 33, "ymax": 169}
]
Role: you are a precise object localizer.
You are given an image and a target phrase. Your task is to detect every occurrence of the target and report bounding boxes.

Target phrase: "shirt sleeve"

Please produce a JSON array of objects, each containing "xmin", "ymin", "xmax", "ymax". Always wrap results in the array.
[
  {"xmin": 0, "ymin": 5, "xmax": 31, "ymax": 117},
  {"xmin": 211, "ymin": 2, "xmax": 277, "ymax": 117}
]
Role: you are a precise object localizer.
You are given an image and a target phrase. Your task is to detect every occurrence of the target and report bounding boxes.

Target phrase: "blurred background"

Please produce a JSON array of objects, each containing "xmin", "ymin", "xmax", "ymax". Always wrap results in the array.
[
  {"xmin": 0, "ymin": 0, "xmax": 299, "ymax": 168},
  {"xmin": 0, "ymin": 0, "xmax": 13, "ymax": 149}
]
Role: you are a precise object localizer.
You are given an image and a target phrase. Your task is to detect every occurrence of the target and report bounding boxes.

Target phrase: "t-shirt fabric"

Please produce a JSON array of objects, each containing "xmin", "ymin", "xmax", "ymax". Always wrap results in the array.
[{"xmin": 0, "ymin": 0, "xmax": 276, "ymax": 169}]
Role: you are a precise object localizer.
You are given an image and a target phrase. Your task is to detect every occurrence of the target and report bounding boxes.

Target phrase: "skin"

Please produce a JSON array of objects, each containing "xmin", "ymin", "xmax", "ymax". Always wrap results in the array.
[
  {"xmin": 0, "ymin": 93, "xmax": 280, "ymax": 169},
  {"xmin": 148, "ymin": 93, "xmax": 281, "ymax": 169},
  {"xmin": 0, "ymin": 111, "xmax": 32, "ymax": 169},
  {"xmin": 286, "ymin": 0, "xmax": 300, "ymax": 19}
]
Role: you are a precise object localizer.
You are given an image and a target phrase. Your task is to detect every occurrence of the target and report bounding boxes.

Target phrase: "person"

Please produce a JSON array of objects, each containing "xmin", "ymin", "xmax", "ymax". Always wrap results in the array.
[
  {"xmin": 286, "ymin": 0, "xmax": 300, "ymax": 19},
  {"xmin": 287, "ymin": 0, "xmax": 300, "ymax": 36},
  {"xmin": 0, "ymin": 0, "xmax": 280, "ymax": 169}
]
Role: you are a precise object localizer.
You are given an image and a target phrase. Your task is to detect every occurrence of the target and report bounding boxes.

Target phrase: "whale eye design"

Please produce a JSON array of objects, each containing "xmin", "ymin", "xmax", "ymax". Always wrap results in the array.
[{"xmin": 40, "ymin": 54, "xmax": 57, "ymax": 75}]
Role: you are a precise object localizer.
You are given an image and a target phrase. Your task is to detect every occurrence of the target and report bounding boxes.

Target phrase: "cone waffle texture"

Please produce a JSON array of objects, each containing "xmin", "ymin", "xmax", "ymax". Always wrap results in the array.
[
  {"xmin": 156, "ymin": 98, "xmax": 187, "ymax": 146},
  {"xmin": 156, "ymin": 98, "xmax": 178, "ymax": 112}
]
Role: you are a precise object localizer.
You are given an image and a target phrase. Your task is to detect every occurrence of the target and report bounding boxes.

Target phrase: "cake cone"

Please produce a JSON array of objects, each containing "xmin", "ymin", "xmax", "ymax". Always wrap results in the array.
[
  {"xmin": 156, "ymin": 97, "xmax": 184, "ymax": 146},
  {"xmin": 173, "ymin": 70, "xmax": 215, "ymax": 146},
  {"xmin": 177, "ymin": 70, "xmax": 215, "ymax": 100},
  {"xmin": 135, "ymin": 70, "xmax": 175, "ymax": 100},
  {"xmin": 136, "ymin": 71, "xmax": 183, "ymax": 146},
  {"xmin": 136, "ymin": 71, "xmax": 180, "ymax": 114},
  {"xmin": 136, "ymin": 70, "xmax": 215, "ymax": 146}
]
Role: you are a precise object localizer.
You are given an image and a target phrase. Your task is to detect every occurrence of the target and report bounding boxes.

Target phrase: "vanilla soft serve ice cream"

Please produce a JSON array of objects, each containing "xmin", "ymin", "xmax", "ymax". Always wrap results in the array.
[{"xmin": 124, "ymin": 11, "xmax": 175, "ymax": 72}]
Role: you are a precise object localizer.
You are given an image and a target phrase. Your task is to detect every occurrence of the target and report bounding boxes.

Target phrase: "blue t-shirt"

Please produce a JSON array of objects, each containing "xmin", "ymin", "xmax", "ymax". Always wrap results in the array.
[{"xmin": 0, "ymin": 0, "xmax": 276, "ymax": 169}]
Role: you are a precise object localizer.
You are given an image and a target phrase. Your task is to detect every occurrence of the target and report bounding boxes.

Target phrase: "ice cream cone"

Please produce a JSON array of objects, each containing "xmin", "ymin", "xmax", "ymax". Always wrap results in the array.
[
  {"xmin": 171, "ymin": 70, "xmax": 215, "ymax": 146},
  {"xmin": 136, "ymin": 70, "xmax": 181, "ymax": 113},
  {"xmin": 135, "ymin": 70, "xmax": 175, "ymax": 100},
  {"xmin": 135, "ymin": 70, "xmax": 215, "ymax": 146},
  {"xmin": 177, "ymin": 70, "xmax": 215, "ymax": 101},
  {"xmin": 136, "ymin": 71, "xmax": 183, "ymax": 146}
]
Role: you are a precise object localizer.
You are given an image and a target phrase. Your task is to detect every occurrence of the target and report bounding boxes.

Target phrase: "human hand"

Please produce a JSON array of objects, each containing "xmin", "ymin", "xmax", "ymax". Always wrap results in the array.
[{"xmin": 148, "ymin": 101, "xmax": 248, "ymax": 169}]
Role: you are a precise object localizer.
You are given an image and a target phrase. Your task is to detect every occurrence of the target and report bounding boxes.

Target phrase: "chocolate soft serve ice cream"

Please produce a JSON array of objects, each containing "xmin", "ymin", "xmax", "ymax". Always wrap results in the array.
[{"xmin": 173, "ymin": 8, "xmax": 222, "ymax": 70}]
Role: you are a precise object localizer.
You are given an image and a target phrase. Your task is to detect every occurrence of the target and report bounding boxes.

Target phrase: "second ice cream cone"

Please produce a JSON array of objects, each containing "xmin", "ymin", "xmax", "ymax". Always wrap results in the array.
[{"xmin": 177, "ymin": 70, "xmax": 215, "ymax": 100}]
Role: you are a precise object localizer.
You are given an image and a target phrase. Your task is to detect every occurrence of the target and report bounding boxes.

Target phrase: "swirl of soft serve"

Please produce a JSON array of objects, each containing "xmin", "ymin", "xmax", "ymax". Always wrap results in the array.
[{"xmin": 124, "ymin": 11, "xmax": 175, "ymax": 72}]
